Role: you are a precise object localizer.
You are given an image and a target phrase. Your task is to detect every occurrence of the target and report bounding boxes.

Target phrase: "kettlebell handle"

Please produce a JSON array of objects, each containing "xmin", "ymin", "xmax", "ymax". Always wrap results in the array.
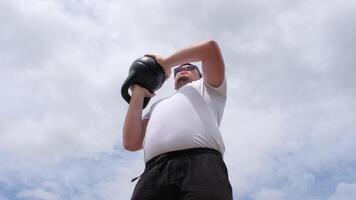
[
  {"xmin": 121, "ymin": 71, "xmax": 151, "ymax": 109},
  {"xmin": 121, "ymin": 56, "xmax": 165, "ymax": 109}
]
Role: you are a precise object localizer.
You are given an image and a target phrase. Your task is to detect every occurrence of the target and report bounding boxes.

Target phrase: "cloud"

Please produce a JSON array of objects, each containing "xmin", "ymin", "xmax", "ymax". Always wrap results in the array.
[
  {"xmin": 1, "ymin": 0, "xmax": 356, "ymax": 199},
  {"xmin": 16, "ymin": 188, "xmax": 58, "ymax": 200},
  {"xmin": 0, "ymin": 150, "xmax": 142, "ymax": 200},
  {"xmin": 254, "ymin": 188, "xmax": 285, "ymax": 200},
  {"xmin": 328, "ymin": 182, "xmax": 356, "ymax": 200}
]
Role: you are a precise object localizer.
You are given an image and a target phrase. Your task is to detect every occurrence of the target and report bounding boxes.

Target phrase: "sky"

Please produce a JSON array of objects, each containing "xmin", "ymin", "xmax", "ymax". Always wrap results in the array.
[{"xmin": 1, "ymin": 0, "xmax": 356, "ymax": 199}]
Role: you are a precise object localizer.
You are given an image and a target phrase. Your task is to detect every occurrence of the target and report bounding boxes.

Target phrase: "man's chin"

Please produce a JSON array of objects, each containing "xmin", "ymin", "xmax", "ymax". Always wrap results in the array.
[
  {"xmin": 177, "ymin": 76, "xmax": 190, "ymax": 83},
  {"xmin": 175, "ymin": 76, "xmax": 191, "ymax": 89}
]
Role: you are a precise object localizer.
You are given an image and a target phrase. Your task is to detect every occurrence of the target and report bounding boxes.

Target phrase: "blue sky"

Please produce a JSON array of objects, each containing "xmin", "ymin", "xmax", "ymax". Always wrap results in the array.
[{"xmin": 1, "ymin": 0, "xmax": 356, "ymax": 199}]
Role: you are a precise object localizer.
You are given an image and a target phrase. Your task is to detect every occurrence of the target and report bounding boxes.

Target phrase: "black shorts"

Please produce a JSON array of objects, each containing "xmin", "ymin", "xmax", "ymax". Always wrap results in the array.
[{"xmin": 131, "ymin": 148, "xmax": 233, "ymax": 200}]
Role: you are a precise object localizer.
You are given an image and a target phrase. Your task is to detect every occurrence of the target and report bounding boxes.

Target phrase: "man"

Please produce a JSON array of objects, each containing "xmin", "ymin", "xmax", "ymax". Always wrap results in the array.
[{"xmin": 123, "ymin": 40, "xmax": 232, "ymax": 200}]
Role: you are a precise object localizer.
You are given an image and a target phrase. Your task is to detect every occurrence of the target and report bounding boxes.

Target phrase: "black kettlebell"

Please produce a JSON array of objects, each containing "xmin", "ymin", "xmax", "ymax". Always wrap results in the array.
[{"xmin": 121, "ymin": 56, "xmax": 166, "ymax": 109}]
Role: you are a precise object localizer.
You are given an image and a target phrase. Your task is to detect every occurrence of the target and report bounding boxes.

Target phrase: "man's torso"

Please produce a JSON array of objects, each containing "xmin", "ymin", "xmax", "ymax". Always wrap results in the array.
[{"xmin": 142, "ymin": 78, "xmax": 227, "ymax": 162}]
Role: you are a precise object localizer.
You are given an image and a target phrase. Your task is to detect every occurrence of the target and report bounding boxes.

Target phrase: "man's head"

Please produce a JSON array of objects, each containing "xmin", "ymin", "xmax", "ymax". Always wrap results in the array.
[{"xmin": 174, "ymin": 63, "xmax": 202, "ymax": 90}]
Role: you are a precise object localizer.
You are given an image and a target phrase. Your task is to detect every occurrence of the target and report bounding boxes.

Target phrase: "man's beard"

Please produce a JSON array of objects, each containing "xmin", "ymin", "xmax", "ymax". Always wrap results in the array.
[{"xmin": 175, "ymin": 76, "xmax": 190, "ymax": 89}]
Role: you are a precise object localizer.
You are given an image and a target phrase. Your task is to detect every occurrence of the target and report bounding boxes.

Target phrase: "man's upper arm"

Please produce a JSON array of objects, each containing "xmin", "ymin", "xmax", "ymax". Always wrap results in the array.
[{"xmin": 201, "ymin": 40, "xmax": 225, "ymax": 87}]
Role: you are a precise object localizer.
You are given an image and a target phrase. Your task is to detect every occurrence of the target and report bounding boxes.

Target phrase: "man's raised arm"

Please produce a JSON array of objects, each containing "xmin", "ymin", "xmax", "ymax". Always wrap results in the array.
[{"xmin": 160, "ymin": 40, "xmax": 225, "ymax": 87}]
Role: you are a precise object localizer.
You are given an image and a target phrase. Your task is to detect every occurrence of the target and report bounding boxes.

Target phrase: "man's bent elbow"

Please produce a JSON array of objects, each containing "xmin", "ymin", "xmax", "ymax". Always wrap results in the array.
[
  {"xmin": 205, "ymin": 40, "xmax": 221, "ymax": 54},
  {"xmin": 123, "ymin": 141, "xmax": 142, "ymax": 151}
]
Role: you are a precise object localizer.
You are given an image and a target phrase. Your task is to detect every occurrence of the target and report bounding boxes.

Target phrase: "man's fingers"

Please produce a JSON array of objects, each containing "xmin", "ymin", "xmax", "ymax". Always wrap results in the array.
[
  {"xmin": 144, "ymin": 54, "xmax": 169, "ymax": 79},
  {"xmin": 144, "ymin": 54, "xmax": 157, "ymax": 60}
]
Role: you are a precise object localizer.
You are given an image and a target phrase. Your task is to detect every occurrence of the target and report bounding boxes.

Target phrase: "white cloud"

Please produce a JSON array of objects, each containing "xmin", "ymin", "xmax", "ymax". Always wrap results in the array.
[
  {"xmin": 1, "ymin": 0, "xmax": 356, "ymax": 199},
  {"xmin": 254, "ymin": 188, "xmax": 285, "ymax": 200},
  {"xmin": 328, "ymin": 182, "xmax": 356, "ymax": 200},
  {"xmin": 16, "ymin": 188, "xmax": 58, "ymax": 200}
]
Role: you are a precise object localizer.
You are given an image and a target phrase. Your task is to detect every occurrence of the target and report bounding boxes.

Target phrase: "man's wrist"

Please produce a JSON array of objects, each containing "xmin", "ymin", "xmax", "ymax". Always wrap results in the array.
[
  {"xmin": 132, "ymin": 89, "xmax": 146, "ymax": 97},
  {"xmin": 161, "ymin": 59, "xmax": 173, "ymax": 69}
]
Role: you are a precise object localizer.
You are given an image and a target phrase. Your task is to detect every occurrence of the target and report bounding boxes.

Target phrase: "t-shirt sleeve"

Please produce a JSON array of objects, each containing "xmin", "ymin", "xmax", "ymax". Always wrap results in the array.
[
  {"xmin": 142, "ymin": 98, "xmax": 165, "ymax": 119},
  {"xmin": 143, "ymin": 102, "xmax": 156, "ymax": 119},
  {"xmin": 142, "ymin": 107, "xmax": 152, "ymax": 120},
  {"xmin": 203, "ymin": 77, "xmax": 227, "ymax": 97},
  {"xmin": 190, "ymin": 77, "xmax": 227, "ymax": 125},
  {"xmin": 190, "ymin": 77, "xmax": 227, "ymax": 97}
]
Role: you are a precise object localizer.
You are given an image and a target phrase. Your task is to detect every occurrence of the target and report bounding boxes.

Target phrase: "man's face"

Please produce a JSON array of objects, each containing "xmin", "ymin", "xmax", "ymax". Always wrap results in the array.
[{"xmin": 174, "ymin": 64, "xmax": 201, "ymax": 89}]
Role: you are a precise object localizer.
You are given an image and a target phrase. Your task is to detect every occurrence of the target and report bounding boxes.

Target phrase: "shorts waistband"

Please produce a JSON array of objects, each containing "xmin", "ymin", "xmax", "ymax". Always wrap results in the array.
[
  {"xmin": 131, "ymin": 147, "xmax": 221, "ymax": 182},
  {"xmin": 146, "ymin": 148, "xmax": 222, "ymax": 168}
]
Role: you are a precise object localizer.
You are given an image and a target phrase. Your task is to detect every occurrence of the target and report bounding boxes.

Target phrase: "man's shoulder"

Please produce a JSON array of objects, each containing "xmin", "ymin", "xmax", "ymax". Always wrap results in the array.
[{"xmin": 189, "ymin": 77, "xmax": 227, "ymax": 97}]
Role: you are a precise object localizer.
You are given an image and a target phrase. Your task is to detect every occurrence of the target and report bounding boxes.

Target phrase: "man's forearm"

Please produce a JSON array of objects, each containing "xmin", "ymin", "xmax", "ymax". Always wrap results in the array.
[
  {"xmin": 162, "ymin": 40, "xmax": 218, "ymax": 68},
  {"xmin": 123, "ymin": 92, "xmax": 145, "ymax": 151},
  {"xmin": 162, "ymin": 40, "xmax": 225, "ymax": 87}
]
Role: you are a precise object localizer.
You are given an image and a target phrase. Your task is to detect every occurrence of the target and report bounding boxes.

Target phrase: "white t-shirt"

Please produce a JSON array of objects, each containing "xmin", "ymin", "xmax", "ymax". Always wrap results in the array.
[{"xmin": 142, "ymin": 78, "xmax": 227, "ymax": 162}]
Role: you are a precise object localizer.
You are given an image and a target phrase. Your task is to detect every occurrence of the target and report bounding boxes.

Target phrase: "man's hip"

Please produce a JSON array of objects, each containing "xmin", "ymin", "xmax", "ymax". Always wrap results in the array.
[{"xmin": 131, "ymin": 147, "xmax": 233, "ymax": 200}]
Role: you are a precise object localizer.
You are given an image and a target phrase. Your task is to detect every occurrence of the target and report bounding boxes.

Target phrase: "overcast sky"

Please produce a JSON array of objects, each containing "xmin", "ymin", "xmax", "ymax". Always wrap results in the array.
[{"xmin": 1, "ymin": 0, "xmax": 356, "ymax": 199}]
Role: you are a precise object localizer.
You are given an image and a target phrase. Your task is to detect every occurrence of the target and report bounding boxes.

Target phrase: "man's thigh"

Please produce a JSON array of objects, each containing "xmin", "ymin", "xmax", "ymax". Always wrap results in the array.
[
  {"xmin": 130, "ymin": 162, "xmax": 179, "ymax": 200},
  {"xmin": 180, "ymin": 154, "xmax": 233, "ymax": 200}
]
